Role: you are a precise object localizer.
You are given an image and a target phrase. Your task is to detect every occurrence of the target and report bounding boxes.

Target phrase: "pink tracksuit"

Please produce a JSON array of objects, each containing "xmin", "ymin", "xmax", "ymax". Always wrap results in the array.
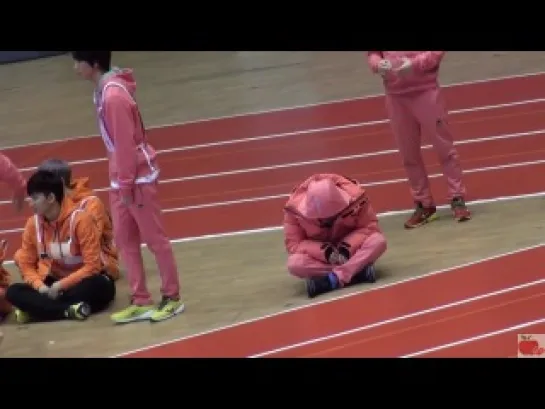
[
  {"xmin": 94, "ymin": 68, "xmax": 181, "ymax": 305},
  {"xmin": 283, "ymin": 174, "xmax": 387, "ymax": 285},
  {"xmin": 367, "ymin": 51, "xmax": 466, "ymax": 207}
]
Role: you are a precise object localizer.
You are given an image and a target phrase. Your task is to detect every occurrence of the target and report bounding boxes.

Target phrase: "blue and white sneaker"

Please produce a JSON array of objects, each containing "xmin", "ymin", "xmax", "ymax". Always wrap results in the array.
[
  {"xmin": 349, "ymin": 264, "xmax": 376, "ymax": 285},
  {"xmin": 306, "ymin": 272, "xmax": 340, "ymax": 298}
]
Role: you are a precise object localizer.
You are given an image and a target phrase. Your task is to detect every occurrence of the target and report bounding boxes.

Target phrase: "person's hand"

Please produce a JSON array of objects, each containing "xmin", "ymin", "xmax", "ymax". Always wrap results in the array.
[
  {"xmin": 327, "ymin": 247, "xmax": 341, "ymax": 265},
  {"xmin": 47, "ymin": 282, "xmax": 62, "ymax": 300},
  {"xmin": 377, "ymin": 59, "xmax": 392, "ymax": 76},
  {"xmin": 336, "ymin": 244, "xmax": 350, "ymax": 265},
  {"xmin": 334, "ymin": 248, "xmax": 348, "ymax": 265},
  {"xmin": 336, "ymin": 253, "xmax": 348, "ymax": 265},
  {"xmin": 38, "ymin": 285, "xmax": 49, "ymax": 295},
  {"xmin": 328, "ymin": 248, "xmax": 348, "ymax": 265},
  {"xmin": 394, "ymin": 57, "xmax": 413, "ymax": 76}
]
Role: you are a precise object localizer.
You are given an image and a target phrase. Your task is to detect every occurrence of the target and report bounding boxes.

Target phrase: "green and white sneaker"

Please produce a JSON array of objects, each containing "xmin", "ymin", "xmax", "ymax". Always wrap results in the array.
[
  {"xmin": 150, "ymin": 296, "xmax": 185, "ymax": 323},
  {"xmin": 14, "ymin": 308, "xmax": 31, "ymax": 324},
  {"xmin": 65, "ymin": 302, "xmax": 91, "ymax": 321},
  {"xmin": 111, "ymin": 304, "xmax": 154, "ymax": 324}
]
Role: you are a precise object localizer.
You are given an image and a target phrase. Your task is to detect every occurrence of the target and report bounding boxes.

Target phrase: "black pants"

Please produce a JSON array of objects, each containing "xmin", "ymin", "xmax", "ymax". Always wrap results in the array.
[{"xmin": 6, "ymin": 272, "xmax": 116, "ymax": 321}]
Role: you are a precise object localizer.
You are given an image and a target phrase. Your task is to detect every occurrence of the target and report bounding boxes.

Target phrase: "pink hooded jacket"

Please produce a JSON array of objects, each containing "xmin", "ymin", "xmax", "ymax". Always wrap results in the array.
[
  {"xmin": 94, "ymin": 68, "xmax": 159, "ymax": 200},
  {"xmin": 367, "ymin": 51, "xmax": 445, "ymax": 95},
  {"xmin": 283, "ymin": 174, "xmax": 381, "ymax": 263}
]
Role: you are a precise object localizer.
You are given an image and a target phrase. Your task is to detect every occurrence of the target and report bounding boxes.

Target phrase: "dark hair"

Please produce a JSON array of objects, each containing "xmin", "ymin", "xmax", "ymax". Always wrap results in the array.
[
  {"xmin": 26, "ymin": 170, "xmax": 65, "ymax": 204},
  {"xmin": 71, "ymin": 51, "xmax": 111, "ymax": 72},
  {"xmin": 37, "ymin": 159, "xmax": 71, "ymax": 187}
]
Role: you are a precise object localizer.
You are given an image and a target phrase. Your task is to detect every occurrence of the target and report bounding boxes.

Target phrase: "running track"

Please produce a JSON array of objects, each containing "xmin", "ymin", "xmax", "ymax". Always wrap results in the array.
[{"xmin": 2, "ymin": 72, "xmax": 545, "ymax": 358}]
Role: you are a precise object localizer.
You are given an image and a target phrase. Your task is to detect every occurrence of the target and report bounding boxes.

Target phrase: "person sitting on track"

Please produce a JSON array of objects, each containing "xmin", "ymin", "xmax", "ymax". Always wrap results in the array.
[
  {"xmin": 34, "ymin": 158, "xmax": 120, "ymax": 281},
  {"xmin": 283, "ymin": 173, "xmax": 387, "ymax": 298},
  {"xmin": 0, "ymin": 240, "xmax": 13, "ymax": 322},
  {"xmin": 5, "ymin": 170, "xmax": 116, "ymax": 323}
]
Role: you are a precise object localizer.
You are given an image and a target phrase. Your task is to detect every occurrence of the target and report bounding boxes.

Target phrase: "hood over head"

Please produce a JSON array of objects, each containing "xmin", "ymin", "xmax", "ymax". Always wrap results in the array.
[{"xmin": 296, "ymin": 178, "xmax": 351, "ymax": 219}]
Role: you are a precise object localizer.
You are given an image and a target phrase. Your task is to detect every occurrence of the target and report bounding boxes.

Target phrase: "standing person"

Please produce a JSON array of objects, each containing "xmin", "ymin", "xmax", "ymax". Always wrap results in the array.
[
  {"xmin": 367, "ymin": 51, "xmax": 471, "ymax": 229},
  {"xmin": 71, "ymin": 51, "xmax": 184, "ymax": 324}
]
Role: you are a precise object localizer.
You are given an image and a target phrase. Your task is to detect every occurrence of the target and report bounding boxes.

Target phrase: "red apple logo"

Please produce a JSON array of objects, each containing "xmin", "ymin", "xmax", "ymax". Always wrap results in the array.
[{"xmin": 519, "ymin": 335, "xmax": 540, "ymax": 355}]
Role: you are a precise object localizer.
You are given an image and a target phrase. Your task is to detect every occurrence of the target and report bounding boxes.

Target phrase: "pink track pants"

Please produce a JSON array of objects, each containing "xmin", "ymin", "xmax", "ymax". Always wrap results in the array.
[
  {"xmin": 287, "ymin": 232, "xmax": 387, "ymax": 285},
  {"xmin": 110, "ymin": 182, "xmax": 181, "ymax": 305},
  {"xmin": 385, "ymin": 87, "xmax": 467, "ymax": 207}
]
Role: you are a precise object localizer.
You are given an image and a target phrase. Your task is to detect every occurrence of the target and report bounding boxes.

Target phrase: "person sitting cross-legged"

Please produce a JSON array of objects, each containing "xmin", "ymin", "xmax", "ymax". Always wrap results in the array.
[
  {"xmin": 283, "ymin": 173, "xmax": 387, "ymax": 298},
  {"xmin": 6, "ymin": 170, "xmax": 116, "ymax": 323},
  {"xmin": 34, "ymin": 158, "xmax": 119, "ymax": 281}
]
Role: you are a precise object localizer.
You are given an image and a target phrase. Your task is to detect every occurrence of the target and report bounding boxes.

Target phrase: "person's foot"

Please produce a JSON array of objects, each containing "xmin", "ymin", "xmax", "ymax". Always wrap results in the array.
[
  {"xmin": 451, "ymin": 197, "xmax": 471, "ymax": 222},
  {"xmin": 110, "ymin": 304, "xmax": 154, "ymax": 324},
  {"xmin": 14, "ymin": 309, "xmax": 31, "ymax": 324},
  {"xmin": 348, "ymin": 264, "xmax": 377, "ymax": 285},
  {"xmin": 404, "ymin": 202, "xmax": 438, "ymax": 229},
  {"xmin": 150, "ymin": 296, "xmax": 185, "ymax": 323},
  {"xmin": 65, "ymin": 302, "xmax": 91, "ymax": 321},
  {"xmin": 306, "ymin": 273, "xmax": 340, "ymax": 298}
]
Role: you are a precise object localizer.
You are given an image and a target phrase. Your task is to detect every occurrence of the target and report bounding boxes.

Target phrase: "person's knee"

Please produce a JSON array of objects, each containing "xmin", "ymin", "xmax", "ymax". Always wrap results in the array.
[
  {"xmin": 5, "ymin": 283, "xmax": 28, "ymax": 304},
  {"xmin": 145, "ymin": 235, "xmax": 171, "ymax": 253},
  {"xmin": 80, "ymin": 274, "xmax": 115, "ymax": 292},
  {"xmin": 64, "ymin": 274, "xmax": 116, "ymax": 308},
  {"xmin": 352, "ymin": 232, "xmax": 387, "ymax": 263},
  {"xmin": 103, "ymin": 275, "xmax": 117, "ymax": 300},
  {"xmin": 114, "ymin": 231, "xmax": 134, "ymax": 250},
  {"xmin": 374, "ymin": 233, "xmax": 387, "ymax": 257},
  {"xmin": 364, "ymin": 232, "xmax": 387, "ymax": 263},
  {"xmin": 287, "ymin": 254, "xmax": 303, "ymax": 277},
  {"xmin": 287, "ymin": 254, "xmax": 314, "ymax": 279},
  {"xmin": 93, "ymin": 273, "xmax": 116, "ymax": 299},
  {"xmin": 91, "ymin": 274, "xmax": 116, "ymax": 310}
]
